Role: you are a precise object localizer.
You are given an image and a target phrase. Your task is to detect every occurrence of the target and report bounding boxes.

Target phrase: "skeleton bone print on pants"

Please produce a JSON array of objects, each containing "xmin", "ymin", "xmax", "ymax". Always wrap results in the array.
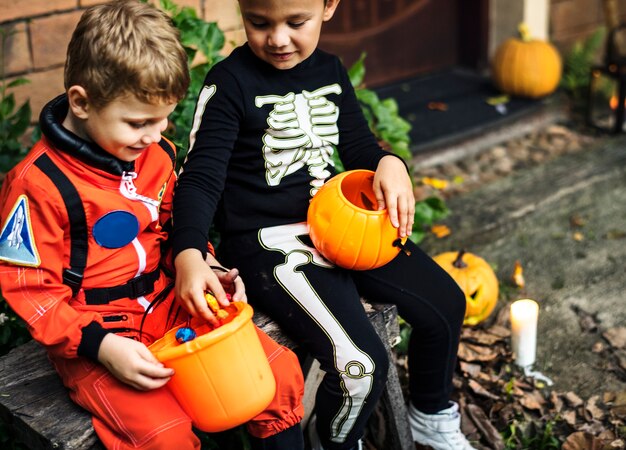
[
  {"xmin": 259, "ymin": 222, "xmax": 375, "ymax": 442},
  {"xmin": 255, "ymin": 84, "xmax": 341, "ymax": 194}
]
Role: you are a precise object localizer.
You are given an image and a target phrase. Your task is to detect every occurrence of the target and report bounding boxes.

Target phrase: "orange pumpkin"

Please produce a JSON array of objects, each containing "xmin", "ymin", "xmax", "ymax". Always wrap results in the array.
[
  {"xmin": 307, "ymin": 170, "xmax": 408, "ymax": 270},
  {"xmin": 433, "ymin": 250, "xmax": 499, "ymax": 326},
  {"xmin": 491, "ymin": 23, "xmax": 562, "ymax": 99}
]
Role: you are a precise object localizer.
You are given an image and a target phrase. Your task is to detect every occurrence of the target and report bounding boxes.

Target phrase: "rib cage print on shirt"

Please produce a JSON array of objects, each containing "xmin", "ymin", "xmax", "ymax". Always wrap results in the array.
[{"xmin": 255, "ymin": 84, "xmax": 341, "ymax": 195}]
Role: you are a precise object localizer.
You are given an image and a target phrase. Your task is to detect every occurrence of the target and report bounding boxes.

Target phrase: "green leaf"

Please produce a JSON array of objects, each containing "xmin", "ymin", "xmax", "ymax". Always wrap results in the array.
[
  {"xmin": 0, "ymin": 93, "xmax": 16, "ymax": 118},
  {"xmin": 9, "ymin": 101, "xmax": 31, "ymax": 139},
  {"xmin": 7, "ymin": 78, "xmax": 30, "ymax": 89},
  {"xmin": 347, "ymin": 52, "xmax": 366, "ymax": 87}
]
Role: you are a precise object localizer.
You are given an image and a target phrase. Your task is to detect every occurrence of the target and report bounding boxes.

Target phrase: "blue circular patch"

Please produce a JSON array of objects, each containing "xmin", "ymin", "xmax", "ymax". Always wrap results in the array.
[{"xmin": 93, "ymin": 210, "xmax": 139, "ymax": 249}]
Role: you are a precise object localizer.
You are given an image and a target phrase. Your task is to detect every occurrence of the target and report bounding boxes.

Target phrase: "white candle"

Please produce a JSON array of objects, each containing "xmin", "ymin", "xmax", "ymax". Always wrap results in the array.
[{"xmin": 510, "ymin": 299, "xmax": 539, "ymax": 367}]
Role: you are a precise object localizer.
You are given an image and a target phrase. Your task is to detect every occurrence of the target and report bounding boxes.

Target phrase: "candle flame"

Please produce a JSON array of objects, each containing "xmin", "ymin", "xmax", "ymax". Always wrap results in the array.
[{"xmin": 609, "ymin": 95, "xmax": 626, "ymax": 110}]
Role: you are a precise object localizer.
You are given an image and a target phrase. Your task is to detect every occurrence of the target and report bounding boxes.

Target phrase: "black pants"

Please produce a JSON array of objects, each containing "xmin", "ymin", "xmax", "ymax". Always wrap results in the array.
[{"xmin": 219, "ymin": 222, "xmax": 465, "ymax": 450}]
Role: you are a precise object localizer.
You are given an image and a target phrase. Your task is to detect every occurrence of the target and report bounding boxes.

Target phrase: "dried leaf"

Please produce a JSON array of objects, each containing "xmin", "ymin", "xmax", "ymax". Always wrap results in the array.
[
  {"xmin": 486, "ymin": 95, "xmax": 510, "ymax": 106},
  {"xmin": 421, "ymin": 176, "xmax": 448, "ymax": 189},
  {"xmin": 459, "ymin": 361, "xmax": 482, "ymax": 377},
  {"xmin": 519, "ymin": 390, "xmax": 546, "ymax": 412},
  {"xmin": 551, "ymin": 391, "xmax": 564, "ymax": 413},
  {"xmin": 468, "ymin": 379, "xmax": 501, "ymax": 400},
  {"xmin": 616, "ymin": 349, "xmax": 626, "ymax": 372},
  {"xmin": 570, "ymin": 214, "xmax": 586, "ymax": 228},
  {"xmin": 564, "ymin": 391, "xmax": 585, "ymax": 408},
  {"xmin": 485, "ymin": 324, "xmax": 511, "ymax": 339},
  {"xmin": 462, "ymin": 327, "xmax": 508, "ymax": 345},
  {"xmin": 430, "ymin": 224, "xmax": 451, "ymax": 238},
  {"xmin": 604, "ymin": 391, "xmax": 626, "ymax": 407},
  {"xmin": 585, "ymin": 395, "xmax": 606, "ymax": 421},
  {"xmin": 563, "ymin": 409, "xmax": 578, "ymax": 427},
  {"xmin": 592, "ymin": 341, "xmax": 605, "ymax": 353},
  {"xmin": 457, "ymin": 342, "xmax": 499, "ymax": 362},
  {"xmin": 427, "ymin": 101, "xmax": 448, "ymax": 112},
  {"xmin": 465, "ymin": 404, "xmax": 506, "ymax": 450},
  {"xmin": 511, "ymin": 260, "xmax": 525, "ymax": 288},
  {"xmin": 571, "ymin": 305, "xmax": 600, "ymax": 333},
  {"xmin": 606, "ymin": 229, "xmax": 626, "ymax": 239},
  {"xmin": 603, "ymin": 327, "xmax": 626, "ymax": 349},
  {"xmin": 562, "ymin": 431, "xmax": 605, "ymax": 449}
]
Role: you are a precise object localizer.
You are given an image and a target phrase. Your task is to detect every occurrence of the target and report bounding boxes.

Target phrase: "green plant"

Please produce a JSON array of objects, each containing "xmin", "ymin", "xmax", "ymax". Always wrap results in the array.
[
  {"xmin": 0, "ymin": 29, "xmax": 32, "ymax": 173},
  {"xmin": 502, "ymin": 419, "xmax": 561, "ymax": 449},
  {"xmin": 0, "ymin": 301, "xmax": 30, "ymax": 357},
  {"xmin": 410, "ymin": 196, "xmax": 449, "ymax": 243},
  {"xmin": 0, "ymin": 29, "xmax": 35, "ymax": 360},
  {"xmin": 348, "ymin": 53, "xmax": 412, "ymax": 161},
  {"xmin": 560, "ymin": 27, "xmax": 606, "ymax": 102},
  {"xmin": 154, "ymin": 0, "xmax": 226, "ymax": 169}
]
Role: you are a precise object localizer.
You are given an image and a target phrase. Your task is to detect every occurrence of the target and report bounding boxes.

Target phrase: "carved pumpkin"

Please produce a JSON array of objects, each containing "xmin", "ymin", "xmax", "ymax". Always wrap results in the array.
[
  {"xmin": 307, "ymin": 170, "xmax": 408, "ymax": 270},
  {"xmin": 491, "ymin": 23, "xmax": 562, "ymax": 99},
  {"xmin": 433, "ymin": 249, "xmax": 499, "ymax": 326}
]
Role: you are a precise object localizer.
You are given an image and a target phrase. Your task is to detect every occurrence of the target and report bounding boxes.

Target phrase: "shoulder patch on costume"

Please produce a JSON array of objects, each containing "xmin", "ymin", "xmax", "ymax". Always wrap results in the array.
[{"xmin": 0, "ymin": 195, "xmax": 41, "ymax": 267}]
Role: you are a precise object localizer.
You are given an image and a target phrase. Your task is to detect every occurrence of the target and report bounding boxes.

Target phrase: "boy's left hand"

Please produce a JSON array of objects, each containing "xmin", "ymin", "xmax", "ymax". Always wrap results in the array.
[{"xmin": 373, "ymin": 155, "xmax": 415, "ymax": 238}]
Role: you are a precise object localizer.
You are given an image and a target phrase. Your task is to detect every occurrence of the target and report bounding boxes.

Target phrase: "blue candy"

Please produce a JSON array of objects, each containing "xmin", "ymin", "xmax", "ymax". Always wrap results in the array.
[{"xmin": 175, "ymin": 327, "xmax": 197, "ymax": 344}]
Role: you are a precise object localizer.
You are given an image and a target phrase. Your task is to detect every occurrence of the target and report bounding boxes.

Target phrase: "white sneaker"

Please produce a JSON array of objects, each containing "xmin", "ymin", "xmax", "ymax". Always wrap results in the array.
[
  {"xmin": 408, "ymin": 402, "xmax": 476, "ymax": 450},
  {"xmin": 307, "ymin": 414, "xmax": 363, "ymax": 450}
]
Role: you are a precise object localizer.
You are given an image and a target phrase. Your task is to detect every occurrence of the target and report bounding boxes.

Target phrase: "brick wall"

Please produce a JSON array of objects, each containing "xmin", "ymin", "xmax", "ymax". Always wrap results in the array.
[
  {"xmin": 0, "ymin": 0, "xmax": 244, "ymax": 119},
  {"xmin": 3, "ymin": 0, "xmax": 626, "ymax": 122},
  {"xmin": 550, "ymin": 0, "xmax": 626, "ymax": 54}
]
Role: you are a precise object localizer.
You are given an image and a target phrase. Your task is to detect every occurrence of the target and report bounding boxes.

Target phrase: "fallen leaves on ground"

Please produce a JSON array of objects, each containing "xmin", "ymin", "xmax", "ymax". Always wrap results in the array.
[{"xmin": 392, "ymin": 305, "xmax": 626, "ymax": 450}]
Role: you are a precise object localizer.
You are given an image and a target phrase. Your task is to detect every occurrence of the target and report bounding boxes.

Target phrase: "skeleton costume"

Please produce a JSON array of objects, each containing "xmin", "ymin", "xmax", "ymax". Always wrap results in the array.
[
  {"xmin": 173, "ymin": 44, "xmax": 466, "ymax": 450},
  {"xmin": 0, "ymin": 94, "xmax": 304, "ymax": 450}
]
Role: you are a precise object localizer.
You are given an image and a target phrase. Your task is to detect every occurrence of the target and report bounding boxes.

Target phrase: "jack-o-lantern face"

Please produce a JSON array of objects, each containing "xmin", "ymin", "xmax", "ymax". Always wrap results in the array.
[
  {"xmin": 307, "ymin": 170, "xmax": 408, "ymax": 270},
  {"xmin": 433, "ymin": 250, "xmax": 499, "ymax": 326}
]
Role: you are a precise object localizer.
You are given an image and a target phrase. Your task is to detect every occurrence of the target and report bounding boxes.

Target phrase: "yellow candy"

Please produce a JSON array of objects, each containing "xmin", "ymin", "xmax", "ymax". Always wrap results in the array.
[
  {"xmin": 204, "ymin": 292, "xmax": 220, "ymax": 313},
  {"xmin": 204, "ymin": 292, "xmax": 229, "ymax": 319}
]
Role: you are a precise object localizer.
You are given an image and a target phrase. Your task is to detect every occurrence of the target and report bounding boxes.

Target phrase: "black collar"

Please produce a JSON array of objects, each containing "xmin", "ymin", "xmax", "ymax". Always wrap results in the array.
[{"xmin": 39, "ymin": 94, "xmax": 135, "ymax": 175}]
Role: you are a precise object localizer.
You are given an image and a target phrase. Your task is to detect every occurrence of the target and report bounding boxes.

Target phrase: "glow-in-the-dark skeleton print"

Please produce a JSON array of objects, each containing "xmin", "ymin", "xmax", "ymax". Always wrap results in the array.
[
  {"xmin": 259, "ymin": 222, "xmax": 375, "ymax": 443},
  {"xmin": 255, "ymin": 84, "xmax": 341, "ymax": 195}
]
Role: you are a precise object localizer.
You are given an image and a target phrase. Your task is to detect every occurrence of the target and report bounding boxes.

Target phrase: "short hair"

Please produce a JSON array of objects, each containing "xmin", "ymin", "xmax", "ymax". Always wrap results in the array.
[{"xmin": 65, "ymin": 0, "xmax": 190, "ymax": 108}]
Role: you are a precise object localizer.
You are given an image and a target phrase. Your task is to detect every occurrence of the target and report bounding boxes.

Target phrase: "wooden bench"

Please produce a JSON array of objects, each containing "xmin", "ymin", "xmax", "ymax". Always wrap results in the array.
[{"xmin": 0, "ymin": 302, "xmax": 413, "ymax": 450}]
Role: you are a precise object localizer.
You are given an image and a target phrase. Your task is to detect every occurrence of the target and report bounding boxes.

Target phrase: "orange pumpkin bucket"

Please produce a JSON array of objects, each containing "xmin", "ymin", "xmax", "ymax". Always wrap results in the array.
[
  {"xmin": 307, "ymin": 169, "xmax": 407, "ymax": 270},
  {"xmin": 149, "ymin": 302, "xmax": 276, "ymax": 432}
]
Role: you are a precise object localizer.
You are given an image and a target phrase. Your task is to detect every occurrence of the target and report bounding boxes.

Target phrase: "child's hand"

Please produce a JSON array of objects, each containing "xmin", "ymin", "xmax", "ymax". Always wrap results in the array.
[
  {"xmin": 98, "ymin": 333, "xmax": 174, "ymax": 391},
  {"xmin": 205, "ymin": 253, "xmax": 247, "ymax": 304},
  {"xmin": 174, "ymin": 249, "xmax": 230, "ymax": 326},
  {"xmin": 373, "ymin": 155, "xmax": 415, "ymax": 238}
]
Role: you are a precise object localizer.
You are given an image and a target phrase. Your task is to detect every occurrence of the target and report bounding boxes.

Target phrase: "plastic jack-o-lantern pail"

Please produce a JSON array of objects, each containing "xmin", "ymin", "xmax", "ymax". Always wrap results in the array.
[
  {"xmin": 150, "ymin": 302, "xmax": 276, "ymax": 432},
  {"xmin": 307, "ymin": 169, "xmax": 407, "ymax": 270}
]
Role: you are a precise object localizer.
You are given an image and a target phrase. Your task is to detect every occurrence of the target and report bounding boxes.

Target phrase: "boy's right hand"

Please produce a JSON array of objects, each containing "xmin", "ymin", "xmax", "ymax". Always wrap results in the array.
[
  {"xmin": 174, "ymin": 248, "xmax": 228, "ymax": 326},
  {"xmin": 98, "ymin": 333, "xmax": 174, "ymax": 391}
]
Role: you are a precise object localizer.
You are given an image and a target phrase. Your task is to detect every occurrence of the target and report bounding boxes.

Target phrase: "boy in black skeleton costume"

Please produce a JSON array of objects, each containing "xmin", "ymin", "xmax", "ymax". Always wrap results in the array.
[{"xmin": 172, "ymin": 1, "xmax": 475, "ymax": 449}]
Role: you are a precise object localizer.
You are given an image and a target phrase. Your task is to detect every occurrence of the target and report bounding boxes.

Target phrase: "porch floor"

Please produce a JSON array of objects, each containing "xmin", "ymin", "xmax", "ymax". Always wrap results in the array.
[{"xmin": 374, "ymin": 67, "xmax": 543, "ymax": 155}]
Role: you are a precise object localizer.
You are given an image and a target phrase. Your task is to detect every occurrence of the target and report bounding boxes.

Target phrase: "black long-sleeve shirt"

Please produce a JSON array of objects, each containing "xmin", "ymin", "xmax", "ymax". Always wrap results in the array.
[{"xmin": 172, "ymin": 44, "xmax": 389, "ymax": 258}]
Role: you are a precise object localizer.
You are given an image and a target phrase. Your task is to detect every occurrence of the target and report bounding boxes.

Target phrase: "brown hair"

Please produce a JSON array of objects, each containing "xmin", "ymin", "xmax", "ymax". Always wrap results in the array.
[{"xmin": 65, "ymin": 0, "xmax": 190, "ymax": 108}]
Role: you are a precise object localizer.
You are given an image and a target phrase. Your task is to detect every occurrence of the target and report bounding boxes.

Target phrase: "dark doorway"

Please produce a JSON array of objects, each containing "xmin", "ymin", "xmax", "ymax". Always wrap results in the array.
[{"xmin": 319, "ymin": 0, "xmax": 489, "ymax": 88}]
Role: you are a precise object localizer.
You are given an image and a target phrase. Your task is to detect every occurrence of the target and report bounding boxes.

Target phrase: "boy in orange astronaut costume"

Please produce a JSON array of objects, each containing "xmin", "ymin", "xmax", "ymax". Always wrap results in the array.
[{"xmin": 0, "ymin": 1, "xmax": 304, "ymax": 449}]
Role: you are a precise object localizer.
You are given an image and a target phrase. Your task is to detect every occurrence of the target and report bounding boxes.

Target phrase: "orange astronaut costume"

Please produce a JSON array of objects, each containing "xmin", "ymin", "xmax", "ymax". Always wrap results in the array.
[{"xmin": 0, "ymin": 95, "xmax": 304, "ymax": 449}]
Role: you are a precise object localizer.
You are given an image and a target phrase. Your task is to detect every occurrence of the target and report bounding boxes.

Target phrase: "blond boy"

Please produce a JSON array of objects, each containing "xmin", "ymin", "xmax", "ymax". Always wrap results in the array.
[{"xmin": 0, "ymin": 1, "xmax": 304, "ymax": 448}]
